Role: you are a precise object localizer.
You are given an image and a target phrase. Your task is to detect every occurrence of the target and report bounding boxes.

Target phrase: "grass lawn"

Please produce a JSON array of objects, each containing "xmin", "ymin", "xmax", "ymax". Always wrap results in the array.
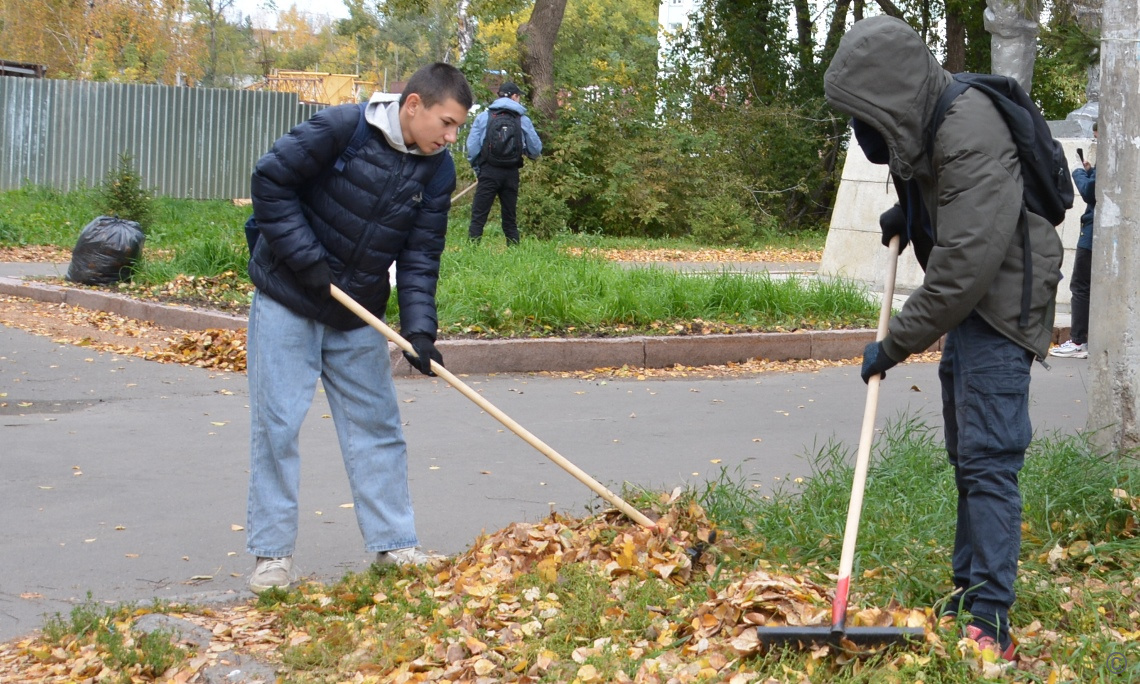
[{"xmin": 1, "ymin": 188, "xmax": 864, "ymax": 338}]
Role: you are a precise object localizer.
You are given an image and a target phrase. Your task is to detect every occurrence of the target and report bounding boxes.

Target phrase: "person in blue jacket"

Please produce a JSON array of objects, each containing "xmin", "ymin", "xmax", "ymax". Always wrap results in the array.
[
  {"xmin": 1051, "ymin": 122, "xmax": 1097, "ymax": 359},
  {"xmin": 244, "ymin": 63, "xmax": 472, "ymax": 593},
  {"xmin": 465, "ymin": 82, "xmax": 542, "ymax": 244}
]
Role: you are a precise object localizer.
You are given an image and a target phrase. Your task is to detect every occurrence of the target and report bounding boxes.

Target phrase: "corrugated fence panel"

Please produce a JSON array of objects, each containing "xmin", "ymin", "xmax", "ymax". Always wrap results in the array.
[{"xmin": 0, "ymin": 77, "xmax": 327, "ymax": 199}]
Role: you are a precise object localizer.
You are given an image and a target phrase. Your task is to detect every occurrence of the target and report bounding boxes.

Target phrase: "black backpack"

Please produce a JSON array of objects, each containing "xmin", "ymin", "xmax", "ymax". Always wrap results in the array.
[
  {"xmin": 927, "ymin": 73, "xmax": 1074, "ymax": 227},
  {"xmin": 481, "ymin": 108, "xmax": 523, "ymax": 168},
  {"xmin": 928, "ymin": 73, "xmax": 1073, "ymax": 329}
]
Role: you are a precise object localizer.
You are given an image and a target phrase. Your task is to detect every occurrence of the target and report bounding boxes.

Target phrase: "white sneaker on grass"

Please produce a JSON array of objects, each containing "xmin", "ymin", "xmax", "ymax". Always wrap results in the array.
[
  {"xmin": 375, "ymin": 547, "xmax": 445, "ymax": 567},
  {"xmin": 249, "ymin": 556, "xmax": 293, "ymax": 594},
  {"xmin": 1050, "ymin": 340, "xmax": 1088, "ymax": 358}
]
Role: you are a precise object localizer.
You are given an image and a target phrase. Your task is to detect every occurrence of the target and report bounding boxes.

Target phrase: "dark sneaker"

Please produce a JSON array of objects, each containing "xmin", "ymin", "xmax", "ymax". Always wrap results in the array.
[{"xmin": 249, "ymin": 556, "xmax": 293, "ymax": 594}]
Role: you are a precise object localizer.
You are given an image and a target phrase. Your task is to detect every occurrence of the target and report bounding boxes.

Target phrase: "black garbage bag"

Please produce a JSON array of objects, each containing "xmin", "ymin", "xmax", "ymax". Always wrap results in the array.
[{"xmin": 66, "ymin": 216, "xmax": 146, "ymax": 285}]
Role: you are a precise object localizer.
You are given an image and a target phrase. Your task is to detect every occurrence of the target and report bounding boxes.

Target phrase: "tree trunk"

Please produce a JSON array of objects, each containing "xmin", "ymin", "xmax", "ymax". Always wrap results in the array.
[
  {"xmin": 517, "ymin": 0, "xmax": 567, "ymax": 121},
  {"xmin": 793, "ymin": 0, "xmax": 814, "ymax": 75},
  {"xmin": 945, "ymin": 10, "xmax": 967, "ymax": 71},
  {"xmin": 823, "ymin": 0, "xmax": 853, "ymax": 60},
  {"xmin": 456, "ymin": 0, "xmax": 474, "ymax": 62},
  {"xmin": 1086, "ymin": 0, "xmax": 1140, "ymax": 453}
]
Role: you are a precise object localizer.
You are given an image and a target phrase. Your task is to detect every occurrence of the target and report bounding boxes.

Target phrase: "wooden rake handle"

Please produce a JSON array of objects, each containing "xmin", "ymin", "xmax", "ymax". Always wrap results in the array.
[
  {"xmin": 330, "ymin": 284, "xmax": 656, "ymax": 529},
  {"xmin": 831, "ymin": 235, "xmax": 900, "ymax": 633}
]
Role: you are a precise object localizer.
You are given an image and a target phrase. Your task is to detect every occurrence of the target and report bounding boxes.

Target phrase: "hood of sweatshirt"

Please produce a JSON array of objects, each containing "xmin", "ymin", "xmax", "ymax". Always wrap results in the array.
[{"xmin": 363, "ymin": 95, "xmax": 446, "ymax": 157}]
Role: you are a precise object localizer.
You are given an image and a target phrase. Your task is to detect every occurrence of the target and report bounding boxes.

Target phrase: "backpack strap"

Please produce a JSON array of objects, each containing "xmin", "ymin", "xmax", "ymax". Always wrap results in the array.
[
  {"xmin": 926, "ymin": 74, "xmax": 1035, "ymax": 330},
  {"xmin": 925, "ymin": 77, "xmax": 971, "ymax": 158},
  {"xmin": 333, "ymin": 103, "xmax": 372, "ymax": 173}
]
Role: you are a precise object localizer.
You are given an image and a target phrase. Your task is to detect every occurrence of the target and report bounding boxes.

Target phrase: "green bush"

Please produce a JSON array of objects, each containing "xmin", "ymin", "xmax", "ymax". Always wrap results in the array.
[{"xmin": 99, "ymin": 152, "xmax": 156, "ymax": 232}]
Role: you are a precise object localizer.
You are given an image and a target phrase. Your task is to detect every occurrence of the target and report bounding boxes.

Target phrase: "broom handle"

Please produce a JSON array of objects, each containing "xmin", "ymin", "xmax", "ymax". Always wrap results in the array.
[
  {"xmin": 831, "ymin": 235, "xmax": 900, "ymax": 634},
  {"xmin": 330, "ymin": 284, "xmax": 657, "ymax": 529}
]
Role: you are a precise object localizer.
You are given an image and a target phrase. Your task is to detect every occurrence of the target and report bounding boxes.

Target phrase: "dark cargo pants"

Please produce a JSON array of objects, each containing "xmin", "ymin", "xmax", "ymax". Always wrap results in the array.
[{"xmin": 939, "ymin": 311, "xmax": 1032, "ymax": 647}]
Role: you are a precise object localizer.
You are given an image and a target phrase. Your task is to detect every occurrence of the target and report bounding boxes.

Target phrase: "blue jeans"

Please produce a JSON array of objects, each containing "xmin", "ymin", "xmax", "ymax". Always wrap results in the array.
[
  {"xmin": 246, "ymin": 292, "xmax": 418, "ymax": 558},
  {"xmin": 939, "ymin": 312, "xmax": 1032, "ymax": 645}
]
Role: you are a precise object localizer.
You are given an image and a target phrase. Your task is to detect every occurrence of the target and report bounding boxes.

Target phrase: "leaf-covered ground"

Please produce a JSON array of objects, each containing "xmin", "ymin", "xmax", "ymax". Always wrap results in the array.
[{"xmin": 4, "ymin": 489, "xmax": 1135, "ymax": 682}]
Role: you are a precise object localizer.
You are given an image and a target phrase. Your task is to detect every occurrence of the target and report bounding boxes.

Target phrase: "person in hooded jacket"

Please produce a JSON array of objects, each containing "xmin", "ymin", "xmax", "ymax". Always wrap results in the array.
[
  {"xmin": 465, "ymin": 81, "xmax": 542, "ymax": 244},
  {"xmin": 244, "ymin": 63, "xmax": 473, "ymax": 593},
  {"xmin": 824, "ymin": 16, "xmax": 1063, "ymax": 660}
]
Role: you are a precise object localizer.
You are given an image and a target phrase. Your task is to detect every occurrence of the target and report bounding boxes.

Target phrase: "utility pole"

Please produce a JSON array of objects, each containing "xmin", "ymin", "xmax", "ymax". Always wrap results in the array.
[{"xmin": 1086, "ymin": 0, "xmax": 1140, "ymax": 453}]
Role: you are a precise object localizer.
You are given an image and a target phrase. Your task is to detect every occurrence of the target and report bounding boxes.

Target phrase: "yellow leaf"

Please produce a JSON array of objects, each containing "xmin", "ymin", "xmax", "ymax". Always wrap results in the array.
[
  {"xmin": 537, "ymin": 557, "xmax": 559, "ymax": 583},
  {"xmin": 231, "ymin": 524, "xmax": 244, "ymax": 531}
]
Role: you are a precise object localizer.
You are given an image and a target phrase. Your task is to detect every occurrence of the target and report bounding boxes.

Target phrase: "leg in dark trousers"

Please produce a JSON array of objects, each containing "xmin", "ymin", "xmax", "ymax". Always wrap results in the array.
[
  {"xmin": 468, "ymin": 170, "xmax": 503, "ymax": 241},
  {"xmin": 939, "ymin": 312, "xmax": 1032, "ymax": 650},
  {"xmin": 497, "ymin": 169, "xmax": 521, "ymax": 245},
  {"xmin": 1069, "ymin": 246, "xmax": 1091, "ymax": 345}
]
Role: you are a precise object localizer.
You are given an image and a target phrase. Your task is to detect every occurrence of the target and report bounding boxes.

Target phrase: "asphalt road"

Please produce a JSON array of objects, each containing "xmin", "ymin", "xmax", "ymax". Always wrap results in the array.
[{"xmin": 0, "ymin": 323, "xmax": 1090, "ymax": 643}]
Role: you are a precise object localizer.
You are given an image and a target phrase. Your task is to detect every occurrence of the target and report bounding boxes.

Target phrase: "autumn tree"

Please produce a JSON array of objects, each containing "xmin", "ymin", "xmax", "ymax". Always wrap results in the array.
[
  {"xmin": 0, "ymin": 0, "xmax": 88, "ymax": 77},
  {"xmin": 516, "ymin": 0, "xmax": 566, "ymax": 120}
]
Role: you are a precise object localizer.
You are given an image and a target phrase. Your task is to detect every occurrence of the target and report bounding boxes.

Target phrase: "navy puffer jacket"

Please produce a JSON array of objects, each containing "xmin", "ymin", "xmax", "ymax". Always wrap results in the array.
[{"xmin": 249, "ymin": 103, "xmax": 455, "ymax": 335}]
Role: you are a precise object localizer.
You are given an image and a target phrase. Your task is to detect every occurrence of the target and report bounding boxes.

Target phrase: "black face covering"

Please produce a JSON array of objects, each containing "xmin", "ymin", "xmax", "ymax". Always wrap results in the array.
[{"xmin": 851, "ymin": 117, "xmax": 890, "ymax": 164}]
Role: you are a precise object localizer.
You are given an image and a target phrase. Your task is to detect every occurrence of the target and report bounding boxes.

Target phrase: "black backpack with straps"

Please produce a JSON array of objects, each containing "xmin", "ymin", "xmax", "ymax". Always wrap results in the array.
[
  {"xmin": 926, "ymin": 73, "xmax": 1072, "ymax": 329},
  {"xmin": 481, "ymin": 108, "xmax": 524, "ymax": 168},
  {"xmin": 927, "ymin": 73, "xmax": 1074, "ymax": 227}
]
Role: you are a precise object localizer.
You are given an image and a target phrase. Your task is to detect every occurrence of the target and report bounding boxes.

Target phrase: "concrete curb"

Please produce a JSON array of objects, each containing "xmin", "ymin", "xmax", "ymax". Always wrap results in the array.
[
  {"xmin": 1, "ymin": 275, "xmax": 1071, "ymax": 376},
  {"xmin": 0, "ymin": 276, "xmax": 246, "ymax": 331}
]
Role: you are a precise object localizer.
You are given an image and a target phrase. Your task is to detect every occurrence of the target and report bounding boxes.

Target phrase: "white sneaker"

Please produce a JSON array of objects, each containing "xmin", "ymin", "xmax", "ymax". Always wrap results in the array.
[
  {"xmin": 375, "ymin": 547, "xmax": 445, "ymax": 567},
  {"xmin": 249, "ymin": 556, "xmax": 293, "ymax": 594},
  {"xmin": 1050, "ymin": 340, "xmax": 1088, "ymax": 358}
]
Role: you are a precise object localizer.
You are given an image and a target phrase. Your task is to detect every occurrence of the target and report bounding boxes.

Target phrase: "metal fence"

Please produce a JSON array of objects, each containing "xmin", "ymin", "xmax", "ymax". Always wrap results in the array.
[{"xmin": 0, "ymin": 77, "xmax": 325, "ymax": 199}]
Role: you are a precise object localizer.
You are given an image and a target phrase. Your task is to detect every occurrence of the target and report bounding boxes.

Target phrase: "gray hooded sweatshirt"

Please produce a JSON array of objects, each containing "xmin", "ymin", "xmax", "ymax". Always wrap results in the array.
[{"xmin": 824, "ymin": 16, "xmax": 1063, "ymax": 361}]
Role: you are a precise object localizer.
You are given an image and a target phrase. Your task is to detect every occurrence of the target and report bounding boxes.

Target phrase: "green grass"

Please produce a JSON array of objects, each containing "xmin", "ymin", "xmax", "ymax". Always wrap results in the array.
[
  {"xmin": 428, "ymin": 238, "xmax": 876, "ymax": 337},
  {"xmin": 0, "ymin": 185, "xmax": 248, "ymax": 249},
  {"xmin": 2, "ymin": 187, "xmax": 867, "ymax": 336},
  {"xmin": 39, "ymin": 596, "xmax": 188, "ymax": 681}
]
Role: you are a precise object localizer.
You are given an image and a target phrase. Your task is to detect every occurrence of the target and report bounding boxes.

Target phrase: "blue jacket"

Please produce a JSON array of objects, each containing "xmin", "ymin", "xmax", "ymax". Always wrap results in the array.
[
  {"xmin": 465, "ymin": 97, "xmax": 542, "ymax": 168},
  {"xmin": 249, "ymin": 102, "xmax": 455, "ymax": 334},
  {"xmin": 1072, "ymin": 166, "xmax": 1096, "ymax": 250}
]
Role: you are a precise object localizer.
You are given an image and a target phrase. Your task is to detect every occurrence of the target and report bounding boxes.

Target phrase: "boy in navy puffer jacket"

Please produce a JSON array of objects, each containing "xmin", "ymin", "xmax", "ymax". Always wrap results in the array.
[{"xmin": 245, "ymin": 63, "xmax": 472, "ymax": 593}]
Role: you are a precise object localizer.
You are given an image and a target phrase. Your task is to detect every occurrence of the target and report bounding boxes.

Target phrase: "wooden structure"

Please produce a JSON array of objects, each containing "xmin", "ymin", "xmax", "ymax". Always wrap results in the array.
[{"xmin": 248, "ymin": 70, "xmax": 375, "ymax": 105}]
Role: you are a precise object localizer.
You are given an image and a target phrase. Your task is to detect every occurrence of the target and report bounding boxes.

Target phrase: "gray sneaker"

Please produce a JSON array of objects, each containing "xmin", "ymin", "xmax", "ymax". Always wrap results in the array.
[
  {"xmin": 375, "ymin": 547, "xmax": 445, "ymax": 567},
  {"xmin": 249, "ymin": 556, "xmax": 293, "ymax": 594},
  {"xmin": 1050, "ymin": 340, "xmax": 1088, "ymax": 358}
]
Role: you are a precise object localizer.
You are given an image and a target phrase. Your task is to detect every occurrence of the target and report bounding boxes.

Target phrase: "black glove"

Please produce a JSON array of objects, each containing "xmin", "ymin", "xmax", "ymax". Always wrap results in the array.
[
  {"xmin": 295, "ymin": 259, "xmax": 331, "ymax": 294},
  {"xmin": 403, "ymin": 334, "xmax": 442, "ymax": 376},
  {"xmin": 879, "ymin": 204, "xmax": 909, "ymax": 252},
  {"xmin": 860, "ymin": 341, "xmax": 898, "ymax": 384}
]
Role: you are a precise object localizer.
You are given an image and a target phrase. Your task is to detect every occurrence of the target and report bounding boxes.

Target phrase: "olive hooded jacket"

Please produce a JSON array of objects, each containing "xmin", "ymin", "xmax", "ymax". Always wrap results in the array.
[{"xmin": 824, "ymin": 16, "xmax": 1063, "ymax": 361}]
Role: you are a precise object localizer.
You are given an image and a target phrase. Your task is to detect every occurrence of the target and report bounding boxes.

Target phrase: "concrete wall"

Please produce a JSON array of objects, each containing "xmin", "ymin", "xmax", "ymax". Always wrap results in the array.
[{"xmin": 821, "ymin": 135, "xmax": 1094, "ymax": 310}]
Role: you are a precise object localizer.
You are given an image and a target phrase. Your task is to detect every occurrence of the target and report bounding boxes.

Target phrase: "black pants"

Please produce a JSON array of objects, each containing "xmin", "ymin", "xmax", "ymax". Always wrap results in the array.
[
  {"xmin": 469, "ymin": 165, "xmax": 521, "ymax": 244},
  {"xmin": 1069, "ymin": 246, "xmax": 1091, "ymax": 345}
]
